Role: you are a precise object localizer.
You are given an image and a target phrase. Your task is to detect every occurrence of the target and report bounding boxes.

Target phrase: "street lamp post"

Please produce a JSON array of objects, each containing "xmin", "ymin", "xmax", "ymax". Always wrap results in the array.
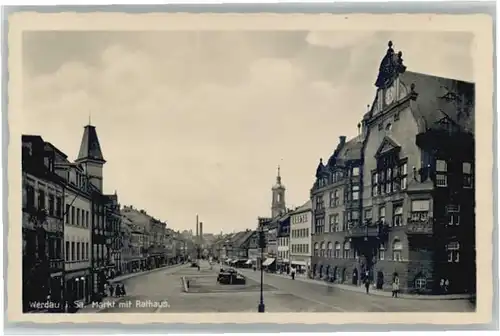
[{"xmin": 258, "ymin": 226, "xmax": 266, "ymax": 313}]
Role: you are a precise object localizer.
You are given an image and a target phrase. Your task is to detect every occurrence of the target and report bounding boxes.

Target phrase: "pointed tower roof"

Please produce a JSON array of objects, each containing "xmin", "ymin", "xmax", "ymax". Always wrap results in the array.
[
  {"xmin": 272, "ymin": 165, "xmax": 285, "ymax": 190},
  {"xmin": 76, "ymin": 124, "xmax": 106, "ymax": 163}
]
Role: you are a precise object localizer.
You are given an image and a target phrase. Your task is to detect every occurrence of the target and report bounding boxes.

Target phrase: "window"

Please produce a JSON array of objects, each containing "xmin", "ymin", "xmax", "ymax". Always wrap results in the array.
[
  {"xmin": 315, "ymin": 195, "xmax": 325, "ymax": 210},
  {"xmin": 446, "ymin": 241, "xmax": 460, "ymax": 263},
  {"xmin": 71, "ymin": 206, "xmax": 75, "ymax": 225},
  {"xmin": 314, "ymin": 217, "xmax": 325, "ymax": 234},
  {"xmin": 343, "ymin": 241, "xmax": 351, "ymax": 259},
  {"xmin": 25, "ymin": 184, "xmax": 35, "ymax": 210},
  {"xmin": 330, "ymin": 189, "xmax": 340, "ymax": 207},
  {"xmin": 71, "ymin": 241, "xmax": 75, "ymax": 261},
  {"xmin": 379, "ymin": 206, "xmax": 386, "ymax": 223},
  {"xmin": 351, "ymin": 184, "xmax": 360, "ymax": 201},
  {"xmin": 352, "ymin": 167, "xmax": 360, "ymax": 177},
  {"xmin": 392, "ymin": 239, "xmax": 403, "ymax": 261},
  {"xmin": 76, "ymin": 242, "xmax": 80, "ymax": 260},
  {"xmin": 334, "ymin": 242, "xmax": 341, "ymax": 258},
  {"xmin": 378, "ymin": 244, "xmax": 385, "ymax": 260},
  {"xmin": 415, "ymin": 277, "xmax": 427, "ymax": 290},
  {"xmin": 65, "ymin": 204, "xmax": 70, "ymax": 223},
  {"xmin": 65, "ymin": 241, "xmax": 69, "ymax": 261},
  {"xmin": 56, "ymin": 197, "xmax": 62, "ymax": 218},
  {"xmin": 48, "ymin": 195, "xmax": 55, "ymax": 216},
  {"xmin": 411, "ymin": 200, "xmax": 430, "ymax": 222},
  {"xmin": 349, "ymin": 210, "xmax": 359, "ymax": 227},
  {"xmin": 85, "ymin": 211, "xmax": 89, "ymax": 227},
  {"xmin": 375, "ymin": 156, "xmax": 407, "ymax": 195},
  {"xmin": 392, "ymin": 204, "xmax": 403, "ymax": 226},
  {"xmin": 38, "ymin": 189, "xmax": 46, "ymax": 210},
  {"xmin": 85, "ymin": 242, "xmax": 89, "ymax": 259},
  {"xmin": 314, "ymin": 242, "xmax": 319, "ymax": 256},
  {"xmin": 327, "ymin": 242, "xmax": 333, "ymax": 258},
  {"xmin": 447, "ymin": 205, "xmax": 460, "ymax": 226},
  {"xmin": 76, "ymin": 208, "xmax": 80, "ymax": 225},
  {"xmin": 436, "ymin": 159, "xmax": 448, "ymax": 187},
  {"xmin": 385, "ymin": 123, "xmax": 392, "ymax": 131},
  {"xmin": 399, "ymin": 162, "xmax": 408, "ymax": 190},
  {"xmin": 320, "ymin": 242, "xmax": 326, "ymax": 257},
  {"xmin": 364, "ymin": 208, "xmax": 372, "ymax": 223},
  {"xmin": 463, "ymin": 162, "xmax": 473, "ymax": 188}
]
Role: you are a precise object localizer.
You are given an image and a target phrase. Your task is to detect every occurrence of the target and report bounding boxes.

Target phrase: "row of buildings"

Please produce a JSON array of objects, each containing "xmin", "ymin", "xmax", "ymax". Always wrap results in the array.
[
  {"xmin": 22, "ymin": 124, "xmax": 190, "ymax": 312},
  {"xmin": 217, "ymin": 41, "xmax": 476, "ymax": 295}
]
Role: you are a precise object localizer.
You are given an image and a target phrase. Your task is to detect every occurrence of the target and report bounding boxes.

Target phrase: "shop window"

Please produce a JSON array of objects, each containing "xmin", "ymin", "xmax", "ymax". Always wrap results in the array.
[{"xmin": 415, "ymin": 276, "xmax": 427, "ymax": 290}]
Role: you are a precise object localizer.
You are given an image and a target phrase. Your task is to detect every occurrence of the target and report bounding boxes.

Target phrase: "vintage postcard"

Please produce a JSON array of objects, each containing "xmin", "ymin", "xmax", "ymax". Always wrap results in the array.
[{"xmin": 6, "ymin": 12, "xmax": 494, "ymax": 326}]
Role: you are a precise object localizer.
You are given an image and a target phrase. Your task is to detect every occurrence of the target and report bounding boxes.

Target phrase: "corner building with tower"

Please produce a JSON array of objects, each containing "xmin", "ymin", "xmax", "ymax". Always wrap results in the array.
[{"xmin": 310, "ymin": 41, "xmax": 475, "ymax": 295}]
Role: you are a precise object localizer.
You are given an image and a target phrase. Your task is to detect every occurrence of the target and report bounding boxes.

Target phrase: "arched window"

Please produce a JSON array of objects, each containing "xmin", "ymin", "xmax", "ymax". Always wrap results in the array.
[
  {"xmin": 392, "ymin": 239, "xmax": 403, "ymax": 261},
  {"xmin": 343, "ymin": 241, "xmax": 351, "ymax": 259},
  {"xmin": 378, "ymin": 243, "xmax": 386, "ymax": 261},
  {"xmin": 446, "ymin": 241, "xmax": 460, "ymax": 263},
  {"xmin": 327, "ymin": 242, "xmax": 333, "ymax": 258},
  {"xmin": 314, "ymin": 242, "xmax": 319, "ymax": 257},
  {"xmin": 320, "ymin": 242, "xmax": 326, "ymax": 257},
  {"xmin": 334, "ymin": 242, "xmax": 340, "ymax": 258}
]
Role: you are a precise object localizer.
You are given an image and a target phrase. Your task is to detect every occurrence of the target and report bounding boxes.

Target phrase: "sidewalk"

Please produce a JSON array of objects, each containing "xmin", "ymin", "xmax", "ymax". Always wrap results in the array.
[
  {"xmin": 77, "ymin": 263, "xmax": 187, "ymax": 313},
  {"xmin": 242, "ymin": 269, "xmax": 473, "ymax": 301},
  {"xmin": 109, "ymin": 263, "xmax": 185, "ymax": 283}
]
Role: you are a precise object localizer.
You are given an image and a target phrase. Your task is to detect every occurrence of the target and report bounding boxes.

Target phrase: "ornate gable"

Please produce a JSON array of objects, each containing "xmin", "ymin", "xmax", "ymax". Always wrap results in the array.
[{"xmin": 375, "ymin": 136, "xmax": 401, "ymax": 158}]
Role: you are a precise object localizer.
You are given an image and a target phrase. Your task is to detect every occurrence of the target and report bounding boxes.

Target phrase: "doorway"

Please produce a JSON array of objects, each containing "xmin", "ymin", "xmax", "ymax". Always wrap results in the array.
[{"xmin": 352, "ymin": 268, "xmax": 359, "ymax": 285}]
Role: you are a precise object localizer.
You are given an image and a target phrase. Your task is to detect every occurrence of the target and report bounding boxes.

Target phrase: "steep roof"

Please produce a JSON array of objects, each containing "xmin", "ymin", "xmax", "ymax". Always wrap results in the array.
[
  {"xmin": 291, "ymin": 200, "xmax": 312, "ymax": 214},
  {"xmin": 233, "ymin": 230, "xmax": 254, "ymax": 247},
  {"xmin": 76, "ymin": 125, "xmax": 106, "ymax": 163}
]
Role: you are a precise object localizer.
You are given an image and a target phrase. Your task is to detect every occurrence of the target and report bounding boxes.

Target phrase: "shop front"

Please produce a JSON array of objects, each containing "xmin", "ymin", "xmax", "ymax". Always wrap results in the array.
[{"xmin": 64, "ymin": 268, "xmax": 91, "ymax": 310}]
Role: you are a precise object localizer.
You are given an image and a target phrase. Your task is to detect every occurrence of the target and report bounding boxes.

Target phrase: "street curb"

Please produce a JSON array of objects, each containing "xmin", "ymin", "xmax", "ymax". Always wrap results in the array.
[
  {"xmin": 109, "ymin": 263, "xmax": 184, "ymax": 283},
  {"xmin": 239, "ymin": 269, "xmax": 473, "ymax": 301}
]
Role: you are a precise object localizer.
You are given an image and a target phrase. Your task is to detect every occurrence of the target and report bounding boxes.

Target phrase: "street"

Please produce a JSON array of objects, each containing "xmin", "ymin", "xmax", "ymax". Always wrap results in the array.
[{"xmin": 96, "ymin": 261, "xmax": 475, "ymax": 313}]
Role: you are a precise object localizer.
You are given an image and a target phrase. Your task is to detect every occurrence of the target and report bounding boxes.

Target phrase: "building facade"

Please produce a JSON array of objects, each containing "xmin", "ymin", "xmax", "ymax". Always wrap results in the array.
[
  {"xmin": 56, "ymin": 160, "xmax": 93, "ymax": 306},
  {"xmin": 308, "ymin": 41, "xmax": 475, "ymax": 294},
  {"xmin": 277, "ymin": 214, "xmax": 291, "ymax": 272},
  {"xmin": 104, "ymin": 192, "xmax": 122, "ymax": 276},
  {"xmin": 289, "ymin": 200, "xmax": 312, "ymax": 275},
  {"xmin": 354, "ymin": 41, "xmax": 475, "ymax": 294},
  {"xmin": 310, "ymin": 135, "xmax": 364, "ymax": 283},
  {"xmin": 22, "ymin": 136, "xmax": 65, "ymax": 312}
]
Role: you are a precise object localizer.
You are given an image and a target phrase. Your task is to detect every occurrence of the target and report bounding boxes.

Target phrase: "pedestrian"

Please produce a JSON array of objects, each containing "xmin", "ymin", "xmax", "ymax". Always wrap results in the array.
[
  {"xmin": 364, "ymin": 276, "xmax": 371, "ymax": 294},
  {"xmin": 392, "ymin": 275, "xmax": 400, "ymax": 298},
  {"xmin": 121, "ymin": 283, "xmax": 127, "ymax": 296},
  {"xmin": 291, "ymin": 266, "xmax": 296, "ymax": 280},
  {"xmin": 109, "ymin": 284, "xmax": 115, "ymax": 297},
  {"xmin": 444, "ymin": 279, "xmax": 449, "ymax": 293}
]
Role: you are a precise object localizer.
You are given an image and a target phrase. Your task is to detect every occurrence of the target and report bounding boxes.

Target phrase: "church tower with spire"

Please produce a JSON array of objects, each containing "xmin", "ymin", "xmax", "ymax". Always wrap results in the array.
[
  {"xmin": 75, "ymin": 123, "xmax": 106, "ymax": 192},
  {"xmin": 271, "ymin": 166, "xmax": 286, "ymax": 218}
]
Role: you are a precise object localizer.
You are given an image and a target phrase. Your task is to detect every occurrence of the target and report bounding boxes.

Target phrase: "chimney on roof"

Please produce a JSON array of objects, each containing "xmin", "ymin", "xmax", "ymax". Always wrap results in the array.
[{"xmin": 339, "ymin": 136, "xmax": 346, "ymax": 145}]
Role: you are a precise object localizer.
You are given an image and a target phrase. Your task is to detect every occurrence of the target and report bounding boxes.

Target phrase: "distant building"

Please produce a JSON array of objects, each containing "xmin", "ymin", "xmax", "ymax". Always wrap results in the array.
[
  {"xmin": 276, "ymin": 212, "xmax": 291, "ymax": 272},
  {"xmin": 289, "ymin": 200, "xmax": 312, "ymax": 275},
  {"xmin": 271, "ymin": 166, "xmax": 286, "ymax": 218}
]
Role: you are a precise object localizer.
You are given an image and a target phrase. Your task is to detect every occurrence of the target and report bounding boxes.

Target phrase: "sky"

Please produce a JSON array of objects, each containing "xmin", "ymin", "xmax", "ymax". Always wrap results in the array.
[{"xmin": 21, "ymin": 30, "xmax": 473, "ymax": 234}]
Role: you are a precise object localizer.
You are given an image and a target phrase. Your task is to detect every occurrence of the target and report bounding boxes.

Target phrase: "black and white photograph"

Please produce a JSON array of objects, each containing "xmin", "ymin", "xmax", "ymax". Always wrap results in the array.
[{"xmin": 6, "ymin": 12, "xmax": 493, "ymax": 324}]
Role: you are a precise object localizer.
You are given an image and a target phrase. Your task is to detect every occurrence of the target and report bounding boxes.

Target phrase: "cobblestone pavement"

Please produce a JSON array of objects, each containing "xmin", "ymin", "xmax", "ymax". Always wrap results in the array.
[{"xmin": 96, "ymin": 261, "xmax": 475, "ymax": 313}]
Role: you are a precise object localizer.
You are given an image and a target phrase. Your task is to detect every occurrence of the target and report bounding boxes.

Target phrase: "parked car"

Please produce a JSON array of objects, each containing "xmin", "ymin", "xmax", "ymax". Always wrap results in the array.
[
  {"xmin": 190, "ymin": 262, "xmax": 199, "ymax": 268},
  {"xmin": 217, "ymin": 268, "xmax": 245, "ymax": 285}
]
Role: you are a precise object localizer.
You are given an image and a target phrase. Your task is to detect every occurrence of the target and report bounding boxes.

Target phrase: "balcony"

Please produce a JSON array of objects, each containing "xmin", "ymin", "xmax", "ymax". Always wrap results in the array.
[
  {"xmin": 49, "ymin": 258, "xmax": 64, "ymax": 272},
  {"xmin": 347, "ymin": 225, "xmax": 380, "ymax": 238},
  {"xmin": 406, "ymin": 219, "xmax": 433, "ymax": 235}
]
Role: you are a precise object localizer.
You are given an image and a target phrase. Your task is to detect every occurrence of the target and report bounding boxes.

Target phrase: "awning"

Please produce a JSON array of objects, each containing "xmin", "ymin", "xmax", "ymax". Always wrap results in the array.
[
  {"xmin": 262, "ymin": 258, "xmax": 276, "ymax": 266},
  {"xmin": 245, "ymin": 260, "xmax": 253, "ymax": 265}
]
